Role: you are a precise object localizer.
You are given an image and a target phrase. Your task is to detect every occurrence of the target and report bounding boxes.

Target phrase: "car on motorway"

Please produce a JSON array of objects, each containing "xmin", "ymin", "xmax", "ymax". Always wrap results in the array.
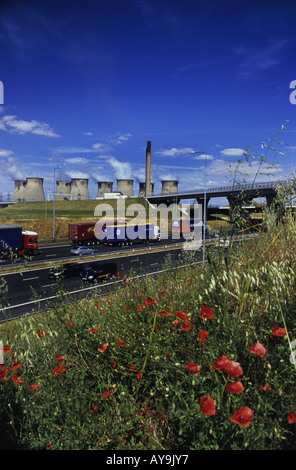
[
  {"xmin": 49, "ymin": 263, "xmax": 84, "ymax": 280},
  {"xmin": 70, "ymin": 246, "xmax": 95, "ymax": 256},
  {"xmin": 81, "ymin": 262, "xmax": 118, "ymax": 283}
]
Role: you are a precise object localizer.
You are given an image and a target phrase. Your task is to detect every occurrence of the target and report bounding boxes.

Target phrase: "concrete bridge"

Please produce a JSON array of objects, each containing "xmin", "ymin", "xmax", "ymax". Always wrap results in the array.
[{"xmin": 146, "ymin": 180, "xmax": 289, "ymax": 218}]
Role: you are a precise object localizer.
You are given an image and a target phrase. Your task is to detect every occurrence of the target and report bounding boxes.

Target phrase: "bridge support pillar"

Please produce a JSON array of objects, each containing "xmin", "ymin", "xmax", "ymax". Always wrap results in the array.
[
  {"xmin": 266, "ymin": 194, "xmax": 275, "ymax": 208},
  {"xmin": 196, "ymin": 197, "xmax": 210, "ymax": 222}
]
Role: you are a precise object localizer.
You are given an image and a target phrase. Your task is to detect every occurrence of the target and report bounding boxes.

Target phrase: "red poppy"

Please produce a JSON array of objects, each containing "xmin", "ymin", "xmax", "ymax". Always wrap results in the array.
[
  {"xmin": 50, "ymin": 364, "xmax": 67, "ymax": 376},
  {"xmin": 271, "ymin": 327, "xmax": 287, "ymax": 337},
  {"xmin": 200, "ymin": 395, "xmax": 216, "ymax": 416},
  {"xmin": 36, "ymin": 330, "xmax": 46, "ymax": 338},
  {"xmin": 230, "ymin": 407, "xmax": 253, "ymax": 427},
  {"xmin": 157, "ymin": 289, "xmax": 166, "ymax": 295},
  {"xmin": 28, "ymin": 383, "xmax": 38, "ymax": 391},
  {"xmin": 136, "ymin": 371, "xmax": 142, "ymax": 379},
  {"xmin": 102, "ymin": 390, "xmax": 111, "ymax": 398},
  {"xmin": 213, "ymin": 354, "xmax": 230, "ymax": 371},
  {"xmin": 89, "ymin": 327, "xmax": 99, "ymax": 334},
  {"xmin": 158, "ymin": 309, "xmax": 171, "ymax": 316},
  {"xmin": 249, "ymin": 342, "xmax": 266, "ymax": 357},
  {"xmin": 11, "ymin": 373, "xmax": 24, "ymax": 385},
  {"xmin": 144, "ymin": 297, "xmax": 157, "ymax": 306},
  {"xmin": 287, "ymin": 412, "xmax": 296, "ymax": 424},
  {"xmin": 181, "ymin": 321, "xmax": 193, "ymax": 331},
  {"xmin": 259, "ymin": 383, "xmax": 275, "ymax": 393},
  {"xmin": 129, "ymin": 364, "xmax": 136, "ymax": 371},
  {"xmin": 224, "ymin": 360, "xmax": 243, "ymax": 378},
  {"xmin": 0, "ymin": 365, "xmax": 7, "ymax": 381},
  {"xmin": 10, "ymin": 361, "xmax": 23, "ymax": 372},
  {"xmin": 123, "ymin": 279, "xmax": 131, "ymax": 285},
  {"xmin": 175, "ymin": 311, "xmax": 188, "ymax": 321},
  {"xmin": 225, "ymin": 381, "xmax": 244, "ymax": 393},
  {"xmin": 198, "ymin": 330, "xmax": 209, "ymax": 344},
  {"xmin": 98, "ymin": 343, "xmax": 108, "ymax": 353},
  {"xmin": 185, "ymin": 362, "xmax": 200, "ymax": 376},
  {"xmin": 136, "ymin": 305, "xmax": 145, "ymax": 312},
  {"xmin": 55, "ymin": 355, "xmax": 65, "ymax": 363},
  {"xmin": 117, "ymin": 339, "xmax": 125, "ymax": 347},
  {"xmin": 116, "ymin": 271, "xmax": 123, "ymax": 278},
  {"xmin": 171, "ymin": 319, "xmax": 180, "ymax": 328},
  {"xmin": 199, "ymin": 305, "xmax": 213, "ymax": 319},
  {"xmin": 124, "ymin": 305, "xmax": 132, "ymax": 311},
  {"xmin": 1, "ymin": 344, "xmax": 11, "ymax": 353},
  {"xmin": 67, "ymin": 322, "xmax": 75, "ymax": 328}
]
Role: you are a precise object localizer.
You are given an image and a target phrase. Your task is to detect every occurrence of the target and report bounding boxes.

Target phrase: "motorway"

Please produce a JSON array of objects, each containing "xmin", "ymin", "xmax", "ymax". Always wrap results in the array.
[{"xmin": 0, "ymin": 236, "xmax": 201, "ymax": 323}]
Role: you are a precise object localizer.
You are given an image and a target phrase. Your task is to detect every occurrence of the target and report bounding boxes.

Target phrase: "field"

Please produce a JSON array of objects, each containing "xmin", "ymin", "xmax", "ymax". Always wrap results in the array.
[{"xmin": 0, "ymin": 201, "xmax": 295, "ymax": 450}]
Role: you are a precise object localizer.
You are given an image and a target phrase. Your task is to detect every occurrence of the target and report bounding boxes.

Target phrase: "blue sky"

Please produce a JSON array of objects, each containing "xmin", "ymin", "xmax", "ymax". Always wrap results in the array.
[{"xmin": 1, "ymin": 0, "xmax": 296, "ymax": 204}]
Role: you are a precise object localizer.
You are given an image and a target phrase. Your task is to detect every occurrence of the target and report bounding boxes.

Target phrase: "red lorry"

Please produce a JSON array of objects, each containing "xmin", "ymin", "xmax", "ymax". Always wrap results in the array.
[{"xmin": 0, "ymin": 225, "xmax": 38, "ymax": 258}]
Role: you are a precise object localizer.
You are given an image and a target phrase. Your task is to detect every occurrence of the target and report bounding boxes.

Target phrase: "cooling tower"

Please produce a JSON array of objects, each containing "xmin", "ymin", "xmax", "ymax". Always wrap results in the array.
[
  {"xmin": 96, "ymin": 181, "xmax": 113, "ymax": 198},
  {"xmin": 138, "ymin": 182, "xmax": 154, "ymax": 197},
  {"xmin": 70, "ymin": 178, "xmax": 90, "ymax": 200},
  {"xmin": 145, "ymin": 141, "xmax": 151, "ymax": 197},
  {"xmin": 24, "ymin": 177, "xmax": 46, "ymax": 202},
  {"xmin": 56, "ymin": 180, "xmax": 71, "ymax": 201},
  {"xmin": 12, "ymin": 180, "xmax": 26, "ymax": 202},
  {"xmin": 117, "ymin": 179, "xmax": 134, "ymax": 197},
  {"xmin": 161, "ymin": 180, "xmax": 178, "ymax": 195}
]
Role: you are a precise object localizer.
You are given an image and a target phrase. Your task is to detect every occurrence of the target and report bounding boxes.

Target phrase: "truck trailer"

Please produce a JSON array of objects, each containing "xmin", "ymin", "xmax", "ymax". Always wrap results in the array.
[
  {"xmin": 0, "ymin": 225, "xmax": 38, "ymax": 258},
  {"xmin": 68, "ymin": 221, "xmax": 160, "ymax": 247},
  {"xmin": 103, "ymin": 223, "xmax": 160, "ymax": 246}
]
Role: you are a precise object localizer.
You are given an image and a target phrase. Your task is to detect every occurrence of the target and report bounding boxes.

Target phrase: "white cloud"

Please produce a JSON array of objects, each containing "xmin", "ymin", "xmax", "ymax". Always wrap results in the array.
[
  {"xmin": 220, "ymin": 148, "xmax": 245, "ymax": 157},
  {"xmin": 0, "ymin": 115, "xmax": 60, "ymax": 137},
  {"xmin": 155, "ymin": 147, "xmax": 195, "ymax": 157},
  {"xmin": 92, "ymin": 142, "xmax": 111, "ymax": 153},
  {"xmin": 0, "ymin": 148, "xmax": 13, "ymax": 157},
  {"xmin": 65, "ymin": 157, "xmax": 89, "ymax": 164}
]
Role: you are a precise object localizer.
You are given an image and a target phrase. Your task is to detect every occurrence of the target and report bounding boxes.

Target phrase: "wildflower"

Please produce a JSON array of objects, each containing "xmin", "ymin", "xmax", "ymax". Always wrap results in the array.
[
  {"xmin": 124, "ymin": 305, "xmax": 132, "ymax": 311},
  {"xmin": 10, "ymin": 361, "xmax": 23, "ymax": 371},
  {"xmin": 200, "ymin": 395, "xmax": 216, "ymax": 416},
  {"xmin": 36, "ymin": 330, "xmax": 46, "ymax": 338},
  {"xmin": 224, "ymin": 360, "xmax": 243, "ymax": 378},
  {"xmin": 259, "ymin": 383, "xmax": 275, "ymax": 393},
  {"xmin": 199, "ymin": 305, "xmax": 213, "ymax": 319},
  {"xmin": 98, "ymin": 343, "xmax": 108, "ymax": 353},
  {"xmin": 55, "ymin": 355, "xmax": 65, "ymax": 363},
  {"xmin": 287, "ymin": 412, "xmax": 296, "ymax": 424},
  {"xmin": 185, "ymin": 362, "xmax": 200, "ymax": 376},
  {"xmin": 181, "ymin": 321, "xmax": 193, "ymax": 331},
  {"xmin": 117, "ymin": 339, "xmax": 125, "ymax": 347},
  {"xmin": 158, "ymin": 309, "xmax": 171, "ymax": 316},
  {"xmin": 50, "ymin": 364, "xmax": 67, "ymax": 376},
  {"xmin": 136, "ymin": 305, "xmax": 145, "ymax": 312},
  {"xmin": 171, "ymin": 319, "xmax": 180, "ymax": 328},
  {"xmin": 157, "ymin": 289, "xmax": 166, "ymax": 295},
  {"xmin": 136, "ymin": 371, "xmax": 142, "ymax": 379},
  {"xmin": 102, "ymin": 390, "xmax": 111, "ymax": 398},
  {"xmin": 175, "ymin": 311, "xmax": 188, "ymax": 321},
  {"xmin": 0, "ymin": 365, "xmax": 7, "ymax": 381},
  {"xmin": 28, "ymin": 383, "xmax": 38, "ymax": 391},
  {"xmin": 123, "ymin": 279, "xmax": 130, "ymax": 285},
  {"xmin": 89, "ymin": 403, "xmax": 98, "ymax": 413},
  {"xmin": 1, "ymin": 344, "xmax": 11, "ymax": 353},
  {"xmin": 230, "ymin": 407, "xmax": 253, "ymax": 427},
  {"xmin": 89, "ymin": 327, "xmax": 99, "ymax": 334},
  {"xmin": 249, "ymin": 342, "xmax": 266, "ymax": 357},
  {"xmin": 271, "ymin": 327, "xmax": 287, "ymax": 337},
  {"xmin": 67, "ymin": 322, "xmax": 75, "ymax": 328},
  {"xmin": 11, "ymin": 373, "xmax": 24, "ymax": 385},
  {"xmin": 144, "ymin": 297, "xmax": 157, "ymax": 306},
  {"xmin": 225, "ymin": 381, "xmax": 244, "ymax": 393},
  {"xmin": 198, "ymin": 330, "xmax": 209, "ymax": 345},
  {"xmin": 213, "ymin": 355, "xmax": 230, "ymax": 371},
  {"xmin": 116, "ymin": 271, "xmax": 122, "ymax": 278},
  {"xmin": 129, "ymin": 364, "xmax": 136, "ymax": 371}
]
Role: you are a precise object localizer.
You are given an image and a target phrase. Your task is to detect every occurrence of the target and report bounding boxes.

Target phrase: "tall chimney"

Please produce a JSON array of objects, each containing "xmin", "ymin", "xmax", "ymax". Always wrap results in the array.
[{"xmin": 145, "ymin": 140, "xmax": 151, "ymax": 197}]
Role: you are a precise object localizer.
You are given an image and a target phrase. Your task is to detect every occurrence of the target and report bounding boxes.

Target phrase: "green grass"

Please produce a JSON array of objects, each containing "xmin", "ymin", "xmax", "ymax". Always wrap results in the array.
[{"xmin": 0, "ymin": 207, "xmax": 296, "ymax": 450}]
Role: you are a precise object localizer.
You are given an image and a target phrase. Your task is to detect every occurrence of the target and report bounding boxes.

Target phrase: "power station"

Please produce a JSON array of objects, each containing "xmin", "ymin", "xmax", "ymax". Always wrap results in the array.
[{"xmin": 11, "ymin": 141, "xmax": 179, "ymax": 202}]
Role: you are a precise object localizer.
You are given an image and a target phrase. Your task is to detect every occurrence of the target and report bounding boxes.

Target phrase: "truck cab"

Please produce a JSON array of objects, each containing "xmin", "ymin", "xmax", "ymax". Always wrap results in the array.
[{"xmin": 22, "ymin": 230, "xmax": 38, "ymax": 255}]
